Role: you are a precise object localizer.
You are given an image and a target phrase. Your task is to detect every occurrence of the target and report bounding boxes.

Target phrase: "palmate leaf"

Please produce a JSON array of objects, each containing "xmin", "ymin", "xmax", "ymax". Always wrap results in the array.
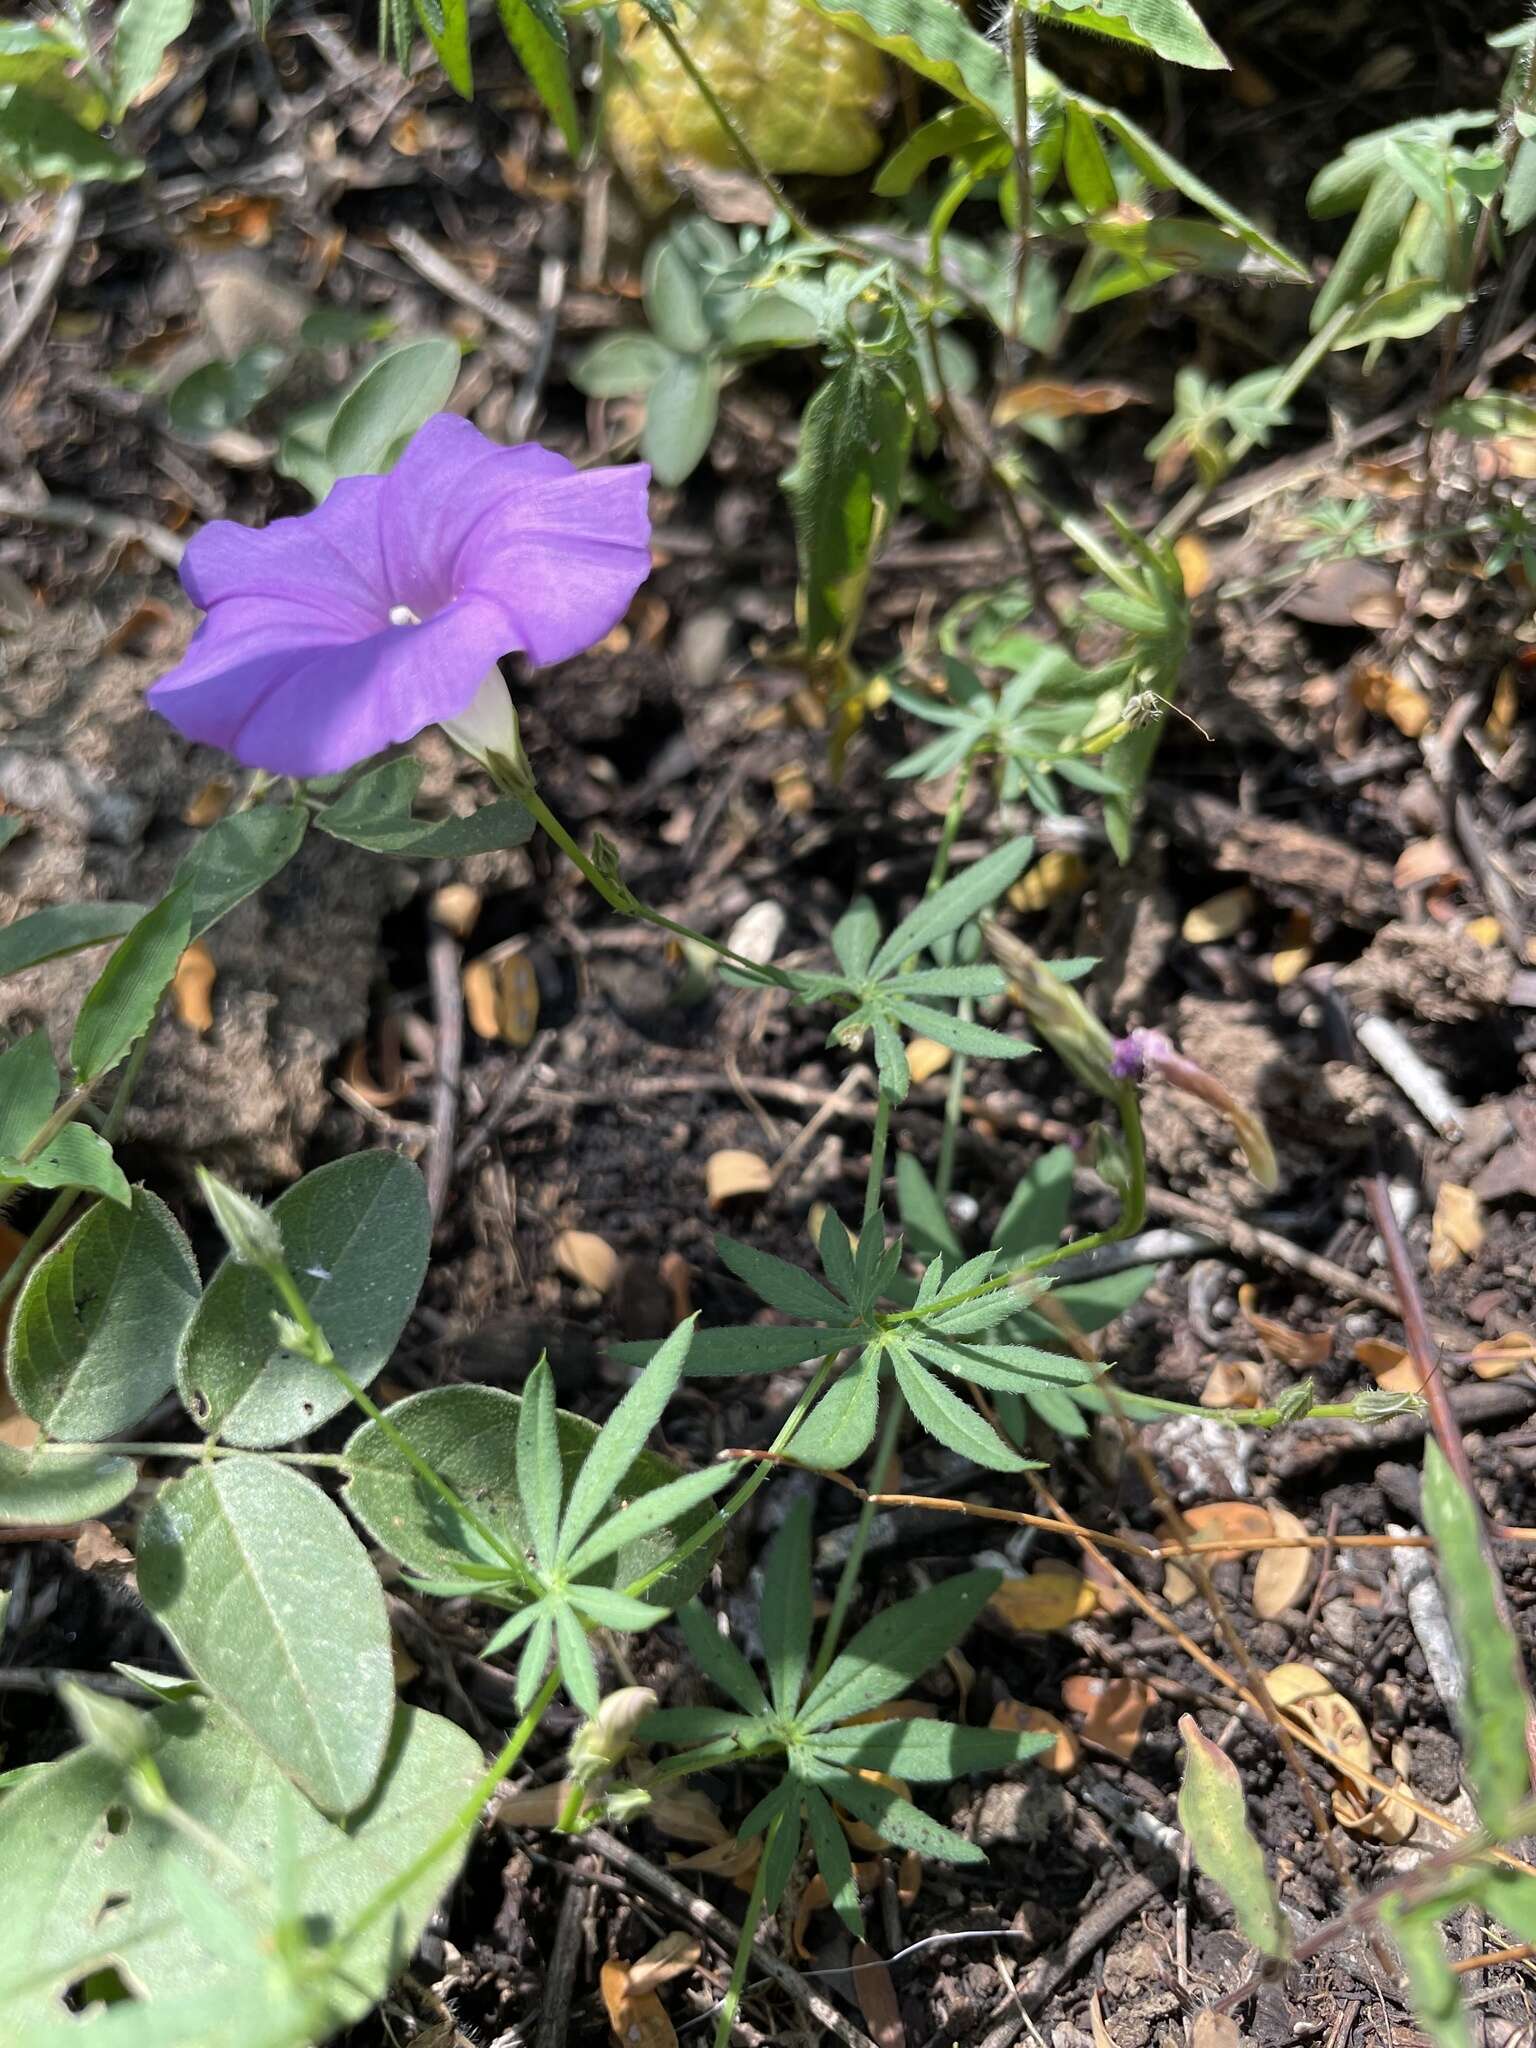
[
  {"xmin": 892, "ymin": 1347, "xmax": 1031, "ymax": 1470},
  {"xmin": 812, "ymin": 1718, "xmax": 1053, "ymax": 1779},
  {"xmin": 761, "ymin": 1496, "xmax": 814, "ymax": 1714},
  {"xmin": 868, "ymin": 837, "xmax": 1035, "ymax": 976},
  {"xmin": 802, "ymin": 1569, "xmax": 1000, "ymax": 1726}
]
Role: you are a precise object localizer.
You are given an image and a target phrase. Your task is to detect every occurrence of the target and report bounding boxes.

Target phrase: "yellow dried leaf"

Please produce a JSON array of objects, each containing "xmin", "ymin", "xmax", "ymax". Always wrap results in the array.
[
  {"xmin": 1394, "ymin": 836, "xmax": 1464, "ymax": 891},
  {"xmin": 1162, "ymin": 1500, "xmax": 1273, "ymax": 1605},
  {"xmin": 604, "ymin": 0, "xmax": 887, "ymax": 213},
  {"xmin": 1182, "ymin": 887, "xmax": 1254, "ymax": 944},
  {"xmin": 182, "ymin": 777, "xmax": 233, "ymax": 827},
  {"xmin": 1267, "ymin": 1662, "xmax": 1372, "ymax": 1794},
  {"xmin": 463, "ymin": 948, "xmax": 540, "ymax": 1046},
  {"xmin": 1173, "ymin": 535, "xmax": 1213, "ymax": 599},
  {"xmin": 772, "ymin": 761, "xmax": 815, "ymax": 816},
  {"xmin": 1354, "ymin": 665, "xmax": 1431, "ymax": 738},
  {"xmin": 171, "ymin": 941, "xmax": 216, "ymax": 1034},
  {"xmin": 1429, "ymin": 1182, "xmax": 1483, "ymax": 1274},
  {"xmin": 600, "ymin": 1958, "xmax": 679, "ymax": 2048},
  {"xmin": 1060, "ymin": 1674, "xmax": 1154, "ymax": 1759},
  {"xmin": 906, "ymin": 1037, "xmax": 952, "ymax": 1084},
  {"xmin": 1469, "ymin": 1331, "xmax": 1536, "ymax": 1379},
  {"xmin": 1199, "ymin": 1361, "xmax": 1264, "ymax": 1410},
  {"xmin": 989, "ymin": 1698, "xmax": 1080, "ymax": 1774},
  {"xmin": 988, "ymin": 1561, "xmax": 1097, "ymax": 1633},
  {"xmin": 1009, "ymin": 851, "xmax": 1090, "ymax": 914},
  {"xmin": 706, "ymin": 1149, "xmax": 773, "ymax": 1208},
  {"xmin": 994, "ymin": 379, "xmax": 1143, "ymax": 423},
  {"xmin": 1466, "ymin": 915, "xmax": 1503, "ymax": 949},
  {"xmin": 1334, "ymin": 1775, "xmax": 1416, "ymax": 1844},
  {"xmin": 627, "ymin": 1934, "xmax": 702, "ymax": 1996},
  {"xmin": 1487, "ymin": 667, "xmax": 1520, "ymax": 750},
  {"xmin": 553, "ymin": 1230, "xmax": 620, "ymax": 1295},
  {"xmin": 1269, "ymin": 909, "xmax": 1314, "ymax": 987},
  {"xmin": 431, "ymin": 882, "xmax": 481, "ymax": 939},
  {"xmin": 1238, "ymin": 1284, "xmax": 1333, "ymax": 1367},
  {"xmin": 1253, "ymin": 1507, "xmax": 1316, "ymax": 1620}
]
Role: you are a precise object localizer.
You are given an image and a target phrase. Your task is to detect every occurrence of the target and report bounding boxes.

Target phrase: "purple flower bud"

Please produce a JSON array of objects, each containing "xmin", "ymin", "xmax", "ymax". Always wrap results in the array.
[{"xmin": 147, "ymin": 415, "xmax": 652, "ymax": 778}]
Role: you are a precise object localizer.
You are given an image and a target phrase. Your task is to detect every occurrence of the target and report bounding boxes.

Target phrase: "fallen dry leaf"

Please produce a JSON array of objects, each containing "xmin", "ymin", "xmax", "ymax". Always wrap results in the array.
[
  {"xmin": 72, "ymin": 1520, "xmax": 133, "ymax": 1571},
  {"xmin": 852, "ymin": 1940, "xmax": 905, "ymax": 2048},
  {"xmin": 1060, "ymin": 1674, "xmax": 1154, "ymax": 1759},
  {"xmin": 1253, "ymin": 1507, "xmax": 1316, "ymax": 1620},
  {"xmin": 1162, "ymin": 1501, "xmax": 1275, "ymax": 1605},
  {"xmin": 1354, "ymin": 664, "xmax": 1432, "ymax": 738},
  {"xmin": 993, "ymin": 379, "xmax": 1144, "ymax": 423},
  {"xmin": 1487, "ymin": 667, "xmax": 1520, "ymax": 751},
  {"xmin": 989, "ymin": 1698, "xmax": 1080, "ymax": 1775},
  {"xmin": 553, "ymin": 1230, "xmax": 620, "ymax": 1295},
  {"xmin": 600, "ymin": 1956, "xmax": 679, "ymax": 2048},
  {"xmin": 1199, "ymin": 1360, "xmax": 1265, "ymax": 1410},
  {"xmin": 182, "ymin": 777, "xmax": 233, "ymax": 827},
  {"xmin": 1466, "ymin": 915, "xmax": 1503, "ymax": 949},
  {"xmin": 906, "ymin": 1037, "xmax": 952, "ymax": 1084},
  {"xmin": 1269, "ymin": 908, "xmax": 1314, "ymax": 987},
  {"xmin": 1089, "ymin": 1990, "xmax": 1115, "ymax": 2048},
  {"xmin": 1353, "ymin": 1335, "xmax": 1427, "ymax": 1397},
  {"xmin": 1238, "ymin": 1283, "xmax": 1333, "ymax": 1367},
  {"xmin": 1429, "ymin": 1182, "xmax": 1483, "ymax": 1274},
  {"xmin": 431, "ymin": 882, "xmax": 481, "ymax": 939},
  {"xmin": 627, "ymin": 1934, "xmax": 702, "ymax": 1997},
  {"xmin": 988, "ymin": 1561, "xmax": 1097, "ymax": 1633},
  {"xmin": 1283, "ymin": 557, "xmax": 1403, "ymax": 629},
  {"xmin": 1267, "ymin": 1662, "xmax": 1373, "ymax": 1799},
  {"xmin": 1468, "ymin": 1330, "xmax": 1536, "ymax": 1379},
  {"xmin": 1192, "ymin": 2012, "xmax": 1246, "ymax": 2048},
  {"xmin": 1394, "ymin": 836, "xmax": 1465, "ymax": 892},
  {"xmin": 171, "ymin": 941, "xmax": 216, "ymax": 1034},
  {"xmin": 463, "ymin": 948, "xmax": 540, "ymax": 1046},
  {"xmin": 1174, "ymin": 535, "xmax": 1213, "ymax": 599},
  {"xmin": 706, "ymin": 1149, "xmax": 773, "ymax": 1208},
  {"xmin": 773, "ymin": 761, "xmax": 815, "ymax": 815},
  {"xmin": 1182, "ymin": 886, "xmax": 1254, "ymax": 945},
  {"xmin": 1009, "ymin": 851, "xmax": 1090, "ymax": 914},
  {"xmin": 338, "ymin": 1019, "xmax": 409, "ymax": 1110}
]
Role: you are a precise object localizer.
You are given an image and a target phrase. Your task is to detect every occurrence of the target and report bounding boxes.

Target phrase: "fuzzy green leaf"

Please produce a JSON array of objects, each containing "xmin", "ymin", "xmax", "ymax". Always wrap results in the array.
[
  {"xmin": 325, "ymin": 339, "xmax": 460, "ymax": 480},
  {"xmin": 137, "ymin": 1458, "xmax": 394, "ymax": 1815},
  {"xmin": 317, "ymin": 759, "xmax": 532, "ymax": 856},
  {"xmin": 892, "ymin": 1349, "xmax": 1030, "ymax": 1471},
  {"xmin": 869, "ymin": 838, "xmax": 1035, "ymax": 977},
  {"xmin": 0, "ymin": 1442, "xmax": 137, "ymax": 1526},
  {"xmin": 1177, "ymin": 1714, "xmax": 1290, "ymax": 1959},
  {"xmin": 69, "ymin": 887, "xmax": 192, "ymax": 1084},
  {"xmin": 8, "ymin": 1189, "xmax": 198, "ymax": 1440},
  {"xmin": 762, "ymin": 1496, "xmax": 814, "ymax": 1714},
  {"xmin": 803, "ymin": 1569, "xmax": 1000, "ymax": 1727},
  {"xmin": 1420, "ymin": 1441, "xmax": 1533, "ymax": 1836}
]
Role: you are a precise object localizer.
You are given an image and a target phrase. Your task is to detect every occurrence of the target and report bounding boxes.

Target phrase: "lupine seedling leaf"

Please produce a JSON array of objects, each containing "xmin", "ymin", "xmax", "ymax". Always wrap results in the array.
[
  {"xmin": 1176, "ymin": 1714, "xmax": 1290, "ymax": 1961},
  {"xmin": 1420, "ymin": 1441, "xmax": 1534, "ymax": 1836},
  {"xmin": 647, "ymin": 1565, "xmax": 1048, "ymax": 1931},
  {"xmin": 1380, "ymin": 1895, "xmax": 1471, "ymax": 2048}
]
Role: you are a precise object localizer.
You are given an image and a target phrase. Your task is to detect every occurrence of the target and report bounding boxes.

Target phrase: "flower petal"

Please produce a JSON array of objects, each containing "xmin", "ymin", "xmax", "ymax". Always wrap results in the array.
[
  {"xmin": 152, "ymin": 596, "xmax": 516, "ymax": 777},
  {"xmin": 376, "ymin": 413, "xmax": 574, "ymax": 614},
  {"xmin": 455, "ymin": 462, "xmax": 653, "ymax": 667},
  {"xmin": 180, "ymin": 474, "xmax": 390, "ymax": 628}
]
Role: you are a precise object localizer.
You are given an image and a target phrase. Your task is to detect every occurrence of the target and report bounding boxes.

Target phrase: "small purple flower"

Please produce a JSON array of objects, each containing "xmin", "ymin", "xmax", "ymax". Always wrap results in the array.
[
  {"xmin": 147, "ymin": 415, "xmax": 652, "ymax": 778},
  {"xmin": 1110, "ymin": 1028, "xmax": 1171, "ymax": 1082}
]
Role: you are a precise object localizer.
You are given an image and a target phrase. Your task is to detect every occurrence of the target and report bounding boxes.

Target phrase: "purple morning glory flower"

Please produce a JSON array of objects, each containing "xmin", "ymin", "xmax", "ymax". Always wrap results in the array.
[{"xmin": 147, "ymin": 414, "xmax": 652, "ymax": 778}]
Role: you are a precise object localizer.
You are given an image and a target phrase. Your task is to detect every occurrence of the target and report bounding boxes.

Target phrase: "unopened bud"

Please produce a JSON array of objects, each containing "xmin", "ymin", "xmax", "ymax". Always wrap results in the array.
[
  {"xmin": 197, "ymin": 1166, "xmax": 285, "ymax": 1273},
  {"xmin": 1354, "ymin": 1387, "xmax": 1427, "ymax": 1423},
  {"xmin": 1274, "ymin": 1377, "xmax": 1315, "ymax": 1424},
  {"xmin": 569, "ymin": 1685, "xmax": 659, "ymax": 1788},
  {"xmin": 982, "ymin": 919, "xmax": 1122, "ymax": 1101}
]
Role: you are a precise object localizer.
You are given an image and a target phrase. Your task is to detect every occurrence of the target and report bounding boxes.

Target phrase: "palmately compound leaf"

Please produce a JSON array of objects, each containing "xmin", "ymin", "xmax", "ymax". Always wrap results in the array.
[
  {"xmin": 0, "ymin": 1697, "xmax": 482, "ymax": 2042},
  {"xmin": 1176, "ymin": 1714, "xmax": 1290, "ymax": 1961},
  {"xmin": 343, "ymin": 1381, "xmax": 722, "ymax": 1609},
  {"xmin": 760, "ymin": 1495, "xmax": 814, "ymax": 1714},
  {"xmin": 7, "ymin": 1188, "xmax": 199, "ymax": 1440},
  {"xmin": 137, "ymin": 1456, "xmax": 395, "ymax": 1817},
  {"xmin": 1420, "ymin": 1441, "xmax": 1534, "ymax": 1837},
  {"xmin": 559, "ymin": 1317, "xmax": 699, "ymax": 1562},
  {"xmin": 802, "ymin": 1569, "xmax": 1001, "ymax": 1728},
  {"xmin": 178, "ymin": 1151, "xmax": 430, "ymax": 1448}
]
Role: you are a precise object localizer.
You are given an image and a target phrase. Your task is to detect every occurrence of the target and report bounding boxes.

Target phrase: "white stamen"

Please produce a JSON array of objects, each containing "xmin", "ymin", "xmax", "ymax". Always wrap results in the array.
[{"xmin": 388, "ymin": 604, "xmax": 420, "ymax": 627}]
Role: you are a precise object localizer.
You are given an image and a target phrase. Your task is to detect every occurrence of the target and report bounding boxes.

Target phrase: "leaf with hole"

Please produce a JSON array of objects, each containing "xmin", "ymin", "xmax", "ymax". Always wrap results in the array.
[{"xmin": 178, "ymin": 1151, "xmax": 430, "ymax": 1447}]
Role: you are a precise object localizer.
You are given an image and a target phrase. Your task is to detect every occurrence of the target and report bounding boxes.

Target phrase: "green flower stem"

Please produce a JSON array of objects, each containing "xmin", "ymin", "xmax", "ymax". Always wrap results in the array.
[
  {"xmin": 863, "ymin": 1090, "xmax": 893, "ymax": 1227},
  {"xmin": 262, "ymin": 1262, "xmax": 535, "ymax": 1590},
  {"xmin": 523, "ymin": 787, "xmax": 794, "ymax": 990},
  {"xmin": 621, "ymin": 1354, "xmax": 840, "ymax": 1601},
  {"xmin": 885, "ymin": 1092, "xmax": 1147, "ymax": 1329},
  {"xmin": 805, "ymin": 1387, "xmax": 905, "ymax": 1696},
  {"xmin": 714, "ymin": 1809, "xmax": 783, "ymax": 2048},
  {"xmin": 329, "ymin": 1666, "xmax": 562, "ymax": 1964}
]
